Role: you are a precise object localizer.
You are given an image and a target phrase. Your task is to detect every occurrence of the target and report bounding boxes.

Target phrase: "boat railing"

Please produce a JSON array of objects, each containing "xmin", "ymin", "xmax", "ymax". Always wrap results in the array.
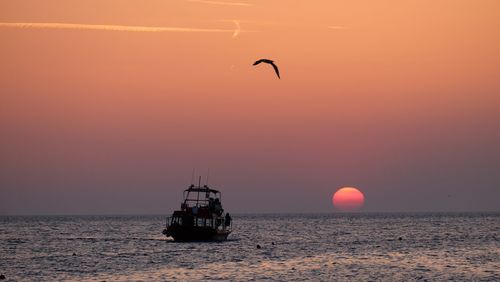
[
  {"xmin": 165, "ymin": 216, "xmax": 171, "ymax": 228},
  {"xmin": 165, "ymin": 215, "xmax": 232, "ymax": 231},
  {"xmin": 182, "ymin": 185, "xmax": 222, "ymax": 209}
]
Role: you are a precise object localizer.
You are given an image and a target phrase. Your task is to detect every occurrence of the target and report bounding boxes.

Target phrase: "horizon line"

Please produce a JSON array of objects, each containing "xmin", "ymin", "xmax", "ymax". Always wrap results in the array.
[{"xmin": 2, "ymin": 210, "xmax": 498, "ymax": 217}]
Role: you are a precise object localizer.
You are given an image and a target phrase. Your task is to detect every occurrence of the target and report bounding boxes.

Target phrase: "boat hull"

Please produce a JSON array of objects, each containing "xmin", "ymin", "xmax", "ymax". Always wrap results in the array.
[{"xmin": 165, "ymin": 225, "xmax": 230, "ymax": 242}]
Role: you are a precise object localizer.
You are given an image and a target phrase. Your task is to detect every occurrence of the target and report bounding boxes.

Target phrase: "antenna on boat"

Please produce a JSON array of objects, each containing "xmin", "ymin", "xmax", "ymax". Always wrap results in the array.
[
  {"xmin": 206, "ymin": 168, "xmax": 210, "ymax": 186},
  {"xmin": 190, "ymin": 168, "xmax": 195, "ymax": 185}
]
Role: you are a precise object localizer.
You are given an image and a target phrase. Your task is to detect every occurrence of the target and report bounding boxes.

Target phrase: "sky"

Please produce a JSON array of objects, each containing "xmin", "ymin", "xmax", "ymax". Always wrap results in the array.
[{"xmin": 0, "ymin": 0, "xmax": 499, "ymax": 215}]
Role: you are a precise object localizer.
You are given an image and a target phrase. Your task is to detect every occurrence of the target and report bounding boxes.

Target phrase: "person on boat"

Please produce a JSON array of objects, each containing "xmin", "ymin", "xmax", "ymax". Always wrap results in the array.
[
  {"xmin": 214, "ymin": 198, "xmax": 223, "ymax": 216},
  {"xmin": 225, "ymin": 213, "xmax": 231, "ymax": 227},
  {"xmin": 208, "ymin": 197, "xmax": 215, "ymax": 211}
]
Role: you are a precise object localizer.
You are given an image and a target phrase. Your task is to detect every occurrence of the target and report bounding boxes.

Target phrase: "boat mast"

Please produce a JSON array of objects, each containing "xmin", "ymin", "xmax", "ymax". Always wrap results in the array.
[{"xmin": 196, "ymin": 176, "xmax": 201, "ymax": 205}]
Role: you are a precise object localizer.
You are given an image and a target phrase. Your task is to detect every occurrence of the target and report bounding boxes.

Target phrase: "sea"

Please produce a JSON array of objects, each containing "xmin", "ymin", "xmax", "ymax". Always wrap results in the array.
[{"xmin": 1, "ymin": 213, "xmax": 498, "ymax": 281}]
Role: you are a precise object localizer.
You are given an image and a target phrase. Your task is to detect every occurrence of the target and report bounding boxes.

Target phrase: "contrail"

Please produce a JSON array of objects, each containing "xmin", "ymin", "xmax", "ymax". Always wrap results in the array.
[
  {"xmin": 187, "ymin": 0, "xmax": 252, "ymax": 6},
  {"xmin": 232, "ymin": 20, "xmax": 240, "ymax": 38},
  {"xmin": 217, "ymin": 19, "xmax": 257, "ymax": 38},
  {"xmin": 0, "ymin": 22, "xmax": 235, "ymax": 33}
]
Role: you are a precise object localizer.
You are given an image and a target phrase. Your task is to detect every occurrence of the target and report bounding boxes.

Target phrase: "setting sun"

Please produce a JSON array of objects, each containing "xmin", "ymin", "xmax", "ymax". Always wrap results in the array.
[{"xmin": 332, "ymin": 187, "xmax": 365, "ymax": 211}]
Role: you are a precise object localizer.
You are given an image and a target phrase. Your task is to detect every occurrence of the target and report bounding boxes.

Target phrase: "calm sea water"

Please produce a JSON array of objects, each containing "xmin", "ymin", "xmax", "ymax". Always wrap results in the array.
[{"xmin": 0, "ymin": 213, "xmax": 498, "ymax": 281}]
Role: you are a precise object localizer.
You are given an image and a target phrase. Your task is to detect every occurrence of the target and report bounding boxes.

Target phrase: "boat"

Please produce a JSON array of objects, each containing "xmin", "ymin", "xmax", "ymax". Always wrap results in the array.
[{"xmin": 162, "ymin": 180, "xmax": 232, "ymax": 241}]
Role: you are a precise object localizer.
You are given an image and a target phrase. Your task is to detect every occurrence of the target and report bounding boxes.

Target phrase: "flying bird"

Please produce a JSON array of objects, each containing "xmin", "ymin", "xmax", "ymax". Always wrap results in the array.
[{"xmin": 253, "ymin": 59, "xmax": 280, "ymax": 79}]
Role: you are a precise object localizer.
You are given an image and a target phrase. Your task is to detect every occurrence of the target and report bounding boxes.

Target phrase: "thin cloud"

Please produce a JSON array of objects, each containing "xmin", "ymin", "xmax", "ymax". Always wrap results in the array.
[
  {"xmin": 232, "ymin": 20, "xmax": 240, "ymax": 38},
  {"xmin": 0, "ymin": 22, "xmax": 235, "ymax": 33},
  {"xmin": 187, "ymin": 0, "xmax": 252, "ymax": 6},
  {"xmin": 220, "ymin": 19, "xmax": 298, "ymax": 27},
  {"xmin": 328, "ymin": 25, "xmax": 347, "ymax": 30}
]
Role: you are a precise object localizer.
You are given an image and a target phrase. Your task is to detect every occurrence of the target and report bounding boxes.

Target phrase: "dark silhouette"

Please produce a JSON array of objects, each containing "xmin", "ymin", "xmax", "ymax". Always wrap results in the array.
[
  {"xmin": 253, "ymin": 59, "xmax": 280, "ymax": 79},
  {"xmin": 163, "ymin": 183, "xmax": 232, "ymax": 241}
]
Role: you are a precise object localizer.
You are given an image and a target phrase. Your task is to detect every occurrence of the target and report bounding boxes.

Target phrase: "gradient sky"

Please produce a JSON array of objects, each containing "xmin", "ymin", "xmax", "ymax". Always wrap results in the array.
[{"xmin": 1, "ymin": 0, "xmax": 499, "ymax": 215}]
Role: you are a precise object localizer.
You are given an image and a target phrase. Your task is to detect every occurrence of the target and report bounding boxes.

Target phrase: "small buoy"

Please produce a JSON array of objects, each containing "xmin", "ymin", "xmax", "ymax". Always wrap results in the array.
[
  {"xmin": 72, "ymin": 253, "xmax": 76, "ymax": 256},
  {"xmin": 398, "ymin": 237, "xmax": 403, "ymax": 241},
  {"xmin": 256, "ymin": 244, "xmax": 261, "ymax": 249},
  {"xmin": 271, "ymin": 242, "xmax": 275, "ymax": 245},
  {"xmin": 0, "ymin": 274, "xmax": 6, "ymax": 280},
  {"xmin": 291, "ymin": 267, "xmax": 296, "ymax": 270}
]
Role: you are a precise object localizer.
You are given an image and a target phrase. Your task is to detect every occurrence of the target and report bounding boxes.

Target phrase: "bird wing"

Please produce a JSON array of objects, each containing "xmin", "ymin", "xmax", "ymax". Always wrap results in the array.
[
  {"xmin": 253, "ymin": 60, "xmax": 263, "ymax": 65},
  {"xmin": 270, "ymin": 62, "xmax": 280, "ymax": 79}
]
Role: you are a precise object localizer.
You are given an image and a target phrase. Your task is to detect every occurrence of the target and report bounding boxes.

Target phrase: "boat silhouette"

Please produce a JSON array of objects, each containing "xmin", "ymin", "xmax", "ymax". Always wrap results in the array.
[{"xmin": 162, "ymin": 179, "xmax": 232, "ymax": 241}]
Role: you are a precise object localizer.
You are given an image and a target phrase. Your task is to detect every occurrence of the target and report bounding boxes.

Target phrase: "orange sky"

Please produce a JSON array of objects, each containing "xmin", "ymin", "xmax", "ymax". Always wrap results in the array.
[{"xmin": 1, "ymin": 0, "xmax": 499, "ymax": 214}]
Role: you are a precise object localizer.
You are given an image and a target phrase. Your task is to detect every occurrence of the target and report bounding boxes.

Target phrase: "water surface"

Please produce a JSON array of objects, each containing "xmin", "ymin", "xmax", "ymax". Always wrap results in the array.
[{"xmin": 1, "ymin": 213, "xmax": 498, "ymax": 281}]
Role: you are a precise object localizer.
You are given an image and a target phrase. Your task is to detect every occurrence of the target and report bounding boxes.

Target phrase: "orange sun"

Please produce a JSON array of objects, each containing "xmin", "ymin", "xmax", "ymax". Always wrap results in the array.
[{"xmin": 332, "ymin": 187, "xmax": 365, "ymax": 211}]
